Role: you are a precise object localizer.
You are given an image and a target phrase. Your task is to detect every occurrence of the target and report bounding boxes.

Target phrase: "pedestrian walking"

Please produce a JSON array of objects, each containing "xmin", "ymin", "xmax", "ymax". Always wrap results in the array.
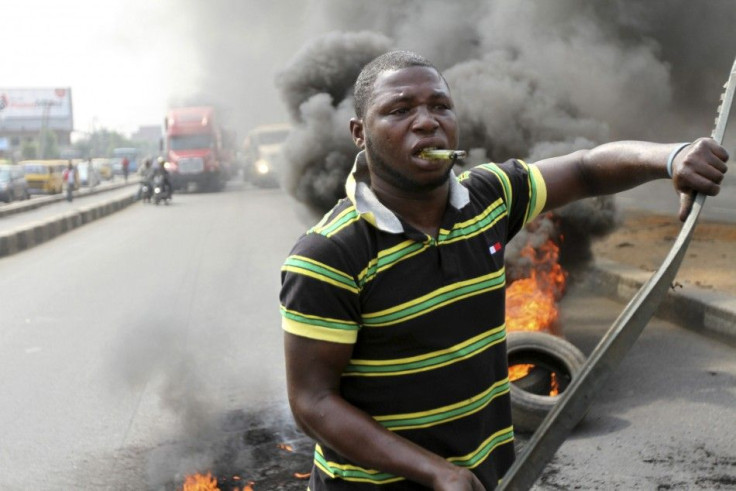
[
  {"xmin": 63, "ymin": 162, "xmax": 75, "ymax": 202},
  {"xmin": 122, "ymin": 157, "xmax": 130, "ymax": 182}
]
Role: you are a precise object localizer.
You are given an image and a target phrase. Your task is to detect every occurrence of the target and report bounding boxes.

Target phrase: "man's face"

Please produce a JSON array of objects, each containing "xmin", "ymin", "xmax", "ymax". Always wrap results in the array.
[{"xmin": 352, "ymin": 66, "xmax": 458, "ymax": 194}]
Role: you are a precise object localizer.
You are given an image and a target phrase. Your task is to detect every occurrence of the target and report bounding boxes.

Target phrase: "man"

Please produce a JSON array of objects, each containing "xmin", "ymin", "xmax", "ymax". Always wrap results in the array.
[
  {"xmin": 122, "ymin": 156, "xmax": 130, "ymax": 182},
  {"xmin": 138, "ymin": 158, "xmax": 155, "ymax": 201},
  {"xmin": 63, "ymin": 161, "xmax": 76, "ymax": 202},
  {"xmin": 280, "ymin": 51, "xmax": 728, "ymax": 490},
  {"xmin": 154, "ymin": 157, "xmax": 172, "ymax": 199}
]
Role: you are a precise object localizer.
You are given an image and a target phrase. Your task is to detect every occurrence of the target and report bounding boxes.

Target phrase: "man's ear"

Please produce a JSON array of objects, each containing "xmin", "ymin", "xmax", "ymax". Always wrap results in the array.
[{"xmin": 350, "ymin": 118, "xmax": 365, "ymax": 149}]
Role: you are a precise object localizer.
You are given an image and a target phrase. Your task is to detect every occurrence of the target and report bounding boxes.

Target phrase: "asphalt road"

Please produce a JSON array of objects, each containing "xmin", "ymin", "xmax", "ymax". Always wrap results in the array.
[
  {"xmin": 530, "ymin": 284, "xmax": 736, "ymax": 489},
  {"xmin": 0, "ymin": 182, "xmax": 733, "ymax": 489}
]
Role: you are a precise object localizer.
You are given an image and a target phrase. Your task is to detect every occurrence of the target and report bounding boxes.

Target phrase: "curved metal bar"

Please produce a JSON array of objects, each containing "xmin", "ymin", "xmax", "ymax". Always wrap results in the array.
[{"xmin": 498, "ymin": 56, "xmax": 736, "ymax": 491}]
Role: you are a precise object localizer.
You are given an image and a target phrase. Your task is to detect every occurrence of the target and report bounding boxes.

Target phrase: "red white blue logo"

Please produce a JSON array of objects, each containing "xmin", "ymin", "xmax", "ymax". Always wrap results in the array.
[{"xmin": 489, "ymin": 241, "xmax": 502, "ymax": 255}]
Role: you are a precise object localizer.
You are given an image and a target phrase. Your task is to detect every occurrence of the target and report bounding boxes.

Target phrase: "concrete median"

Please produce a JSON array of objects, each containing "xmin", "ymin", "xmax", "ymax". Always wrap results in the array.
[
  {"xmin": 0, "ymin": 190, "xmax": 138, "ymax": 259},
  {"xmin": 0, "ymin": 178, "xmax": 137, "ymax": 219}
]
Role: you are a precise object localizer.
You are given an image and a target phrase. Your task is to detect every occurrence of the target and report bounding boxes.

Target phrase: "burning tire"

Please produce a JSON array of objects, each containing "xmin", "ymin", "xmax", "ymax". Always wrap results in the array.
[{"xmin": 506, "ymin": 330, "xmax": 587, "ymax": 434}]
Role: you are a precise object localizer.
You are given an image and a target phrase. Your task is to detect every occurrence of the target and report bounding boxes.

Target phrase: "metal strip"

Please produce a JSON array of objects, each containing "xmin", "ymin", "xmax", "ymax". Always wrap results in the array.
[{"xmin": 498, "ymin": 56, "xmax": 736, "ymax": 491}]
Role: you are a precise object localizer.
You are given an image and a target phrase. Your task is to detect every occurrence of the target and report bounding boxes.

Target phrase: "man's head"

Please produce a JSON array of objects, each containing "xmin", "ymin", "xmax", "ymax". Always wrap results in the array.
[
  {"xmin": 350, "ymin": 50, "xmax": 458, "ymax": 194},
  {"xmin": 353, "ymin": 50, "xmax": 439, "ymax": 119}
]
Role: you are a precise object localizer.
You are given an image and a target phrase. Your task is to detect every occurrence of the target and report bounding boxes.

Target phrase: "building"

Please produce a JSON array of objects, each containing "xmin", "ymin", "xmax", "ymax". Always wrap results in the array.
[
  {"xmin": 130, "ymin": 124, "xmax": 162, "ymax": 145},
  {"xmin": 0, "ymin": 88, "xmax": 74, "ymax": 160}
]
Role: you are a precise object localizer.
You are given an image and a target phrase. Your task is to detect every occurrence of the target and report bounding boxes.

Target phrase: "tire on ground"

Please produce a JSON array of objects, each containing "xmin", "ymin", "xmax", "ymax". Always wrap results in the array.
[{"xmin": 507, "ymin": 330, "xmax": 587, "ymax": 434}]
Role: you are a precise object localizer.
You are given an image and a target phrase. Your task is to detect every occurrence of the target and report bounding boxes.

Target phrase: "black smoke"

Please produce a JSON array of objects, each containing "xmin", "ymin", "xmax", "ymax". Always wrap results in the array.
[
  {"xmin": 270, "ymin": 0, "xmax": 736, "ymax": 271},
  {"xmin": 274, "ymin": 31, "xmax": 393, "ymax": 213}
]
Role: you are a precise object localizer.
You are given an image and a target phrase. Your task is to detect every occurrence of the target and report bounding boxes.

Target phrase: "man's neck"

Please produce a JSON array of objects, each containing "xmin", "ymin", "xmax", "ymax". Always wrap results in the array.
[{"xmin": 371, "ymin": 181, "xmax": 450, "ymax": 238}]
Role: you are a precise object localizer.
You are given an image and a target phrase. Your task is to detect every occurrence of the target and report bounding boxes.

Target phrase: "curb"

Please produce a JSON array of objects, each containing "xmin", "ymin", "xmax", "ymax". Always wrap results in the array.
[
  {"xmin": 586, "ymin": 257, "xmax": 736, "ymax": 344},
  {"xmin": 0, "ymin": 179, "xmax": 138, "ymax": 219},
  {"xmin": 0, "ymin": 191, "xmax": 139, "ymax": 259}
]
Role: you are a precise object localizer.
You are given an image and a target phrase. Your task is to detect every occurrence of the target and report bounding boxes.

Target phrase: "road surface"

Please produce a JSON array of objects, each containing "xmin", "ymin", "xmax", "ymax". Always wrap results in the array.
[{"xmin": 0, "ymin": 183, "xmax": 733, "ymax": 489}]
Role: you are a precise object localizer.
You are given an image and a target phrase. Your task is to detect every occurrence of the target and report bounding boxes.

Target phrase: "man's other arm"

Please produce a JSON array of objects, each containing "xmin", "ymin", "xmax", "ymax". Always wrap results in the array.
[
  {"xmin": 284, "ymin": 332, "xmax": 485, "ymax": 490},
  {"xmin": 535, "ymin": 138, "xmax": 728, "ymax": 220}
]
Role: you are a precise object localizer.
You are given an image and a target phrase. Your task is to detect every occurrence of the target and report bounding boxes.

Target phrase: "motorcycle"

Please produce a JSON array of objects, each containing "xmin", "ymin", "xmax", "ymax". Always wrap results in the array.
[
  {"xmin": 153, "ymin": 174, "xmax": 172, "ymax": 205},
  {"xmin": 140, "ymin": 180, "xmax": 152, "ymax": 203}
]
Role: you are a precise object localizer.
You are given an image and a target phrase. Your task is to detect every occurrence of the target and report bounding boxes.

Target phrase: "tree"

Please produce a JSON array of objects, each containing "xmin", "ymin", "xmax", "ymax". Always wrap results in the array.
[
  {"xmin": 38, "ymin": 129, "xmax": 59, "ymax": 159},
  {"xmin": 21, "ymin": 140, "xmax": 38, "ymax": 160},
  {"xmin": 73, "ymin": 129, "xmax": 127, "ymax": 158}
]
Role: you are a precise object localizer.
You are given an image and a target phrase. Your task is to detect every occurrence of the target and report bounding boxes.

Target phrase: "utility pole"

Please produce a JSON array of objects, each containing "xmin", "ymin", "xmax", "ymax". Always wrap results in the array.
[{"xmin": 38, "ymin": 99, "xmax": 54, "ymax": 159}]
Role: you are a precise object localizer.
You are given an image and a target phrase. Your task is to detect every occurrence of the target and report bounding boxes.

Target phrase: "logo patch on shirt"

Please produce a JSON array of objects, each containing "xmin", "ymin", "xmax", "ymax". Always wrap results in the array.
[{"xmin": 489, "ymin": 242, "xmax": 502, "ymax": 255}]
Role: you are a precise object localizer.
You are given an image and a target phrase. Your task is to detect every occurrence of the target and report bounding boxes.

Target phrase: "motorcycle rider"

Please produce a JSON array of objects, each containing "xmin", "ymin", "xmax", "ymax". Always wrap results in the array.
[
  {"xmin": 153, "ymin": 156, "xmax": 173, "ymax": 200},
  {"xmin": 138, "ymin": 158, "xmax": 155, "ymax": 201}
]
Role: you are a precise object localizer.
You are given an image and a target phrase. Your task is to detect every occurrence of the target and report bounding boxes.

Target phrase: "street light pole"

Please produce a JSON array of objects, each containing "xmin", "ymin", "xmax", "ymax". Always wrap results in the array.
[{"xmin": 38, "ymin": 99, "xmax": 54, "ymax": 159}]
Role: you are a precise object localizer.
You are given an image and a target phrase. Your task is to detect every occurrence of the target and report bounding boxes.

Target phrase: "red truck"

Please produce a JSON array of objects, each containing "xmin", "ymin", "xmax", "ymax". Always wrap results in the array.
[{"xmin": 163, "ymin": 106, "xmax": 233, "ymax": 191}]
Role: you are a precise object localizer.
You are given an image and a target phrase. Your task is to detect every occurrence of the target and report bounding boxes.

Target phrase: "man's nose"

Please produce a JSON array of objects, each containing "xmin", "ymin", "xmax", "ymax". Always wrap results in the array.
[{"xmin": 412, "ymin": 106, "xmax": 440, "ymax": 132}]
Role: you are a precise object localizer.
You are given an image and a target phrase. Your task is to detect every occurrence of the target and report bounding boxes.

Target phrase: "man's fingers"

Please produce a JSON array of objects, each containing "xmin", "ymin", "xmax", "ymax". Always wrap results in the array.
[
  {"xmin": 691, "ymin": 169, "xmax": 722, "ymax": 196},
  {"xmin": 679, "ymin": 139, "xmax": 729, "ymax": 179},
  {"xmin": 704, "ymin": 137, "xmax": 730, "ymax": 163},
  {"xmin": 678, "ymin": 192, "xmax": 694, "ymax": 222}
]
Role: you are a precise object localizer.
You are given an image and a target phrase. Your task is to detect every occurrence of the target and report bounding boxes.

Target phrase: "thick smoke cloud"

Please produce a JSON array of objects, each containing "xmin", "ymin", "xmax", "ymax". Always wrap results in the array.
[
  {"xmin": 167, "ymin": 0, "xmax": 736, "ymax": 146},
  {"xmin": 149, "ymin": 0, "xmax": 735, "ymax": 289},
  {"xmin": 276, "ymin": 31, "xmax": 393, "ymax": 124},
  {"xmin": 272, "ymin": 0, "xmax": 736, "ymax": 271},
  {"xmin": 275, "ymin": 31, "xmax": 393, "ymax": 213}
]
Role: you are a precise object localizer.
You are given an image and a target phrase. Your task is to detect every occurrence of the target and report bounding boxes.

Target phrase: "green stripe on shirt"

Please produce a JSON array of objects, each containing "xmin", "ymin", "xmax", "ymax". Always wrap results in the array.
[
  {"xmin": 282, "ymin": 255, "xmax": 359, "ymax": 293},
  {"xmin": 375, "ymin": 379, "xmax": 511, "ymax": 431},
  {"xmin": 361, "ymin": 270, "xmax": 506, "ymax": 327},
  {"xmin": 344, "ymin": 325, "xmax": 507, "ymax": 376}
]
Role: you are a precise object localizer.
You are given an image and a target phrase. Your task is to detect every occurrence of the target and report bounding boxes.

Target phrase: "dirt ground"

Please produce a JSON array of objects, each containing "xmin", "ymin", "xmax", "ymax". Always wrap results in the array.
[{"xmin": 590, "ymin": 210, "xmax": 736, "ymax": 296}]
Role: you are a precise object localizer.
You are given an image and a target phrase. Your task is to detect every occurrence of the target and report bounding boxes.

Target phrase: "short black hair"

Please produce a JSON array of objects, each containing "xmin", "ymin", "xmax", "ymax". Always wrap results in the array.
[{"xmin": 353, "ymin": 50, "xmax": 439, "ymax": 118}]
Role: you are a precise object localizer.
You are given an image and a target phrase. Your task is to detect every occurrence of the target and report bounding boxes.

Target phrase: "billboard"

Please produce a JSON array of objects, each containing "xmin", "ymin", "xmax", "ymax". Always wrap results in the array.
[{"xmin": 0, "ymin": 88, "xmax": 73, "ymax": 132}]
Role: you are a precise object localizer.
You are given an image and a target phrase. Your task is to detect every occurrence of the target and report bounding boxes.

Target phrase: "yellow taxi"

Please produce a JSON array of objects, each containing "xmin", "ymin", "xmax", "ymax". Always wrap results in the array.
[{"xmin": 21, "ymin": 160, "xmax": 67, "ymax": 194}]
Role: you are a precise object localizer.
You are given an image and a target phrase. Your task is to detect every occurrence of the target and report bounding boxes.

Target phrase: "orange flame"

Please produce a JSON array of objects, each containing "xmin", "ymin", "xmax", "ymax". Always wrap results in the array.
[
  {"xmin": 506, "ymin": 238, "xmax": 567, "ymax": 397},
  {"xmin": 508, "ymin": 363, "xmax": 533, "ymax": 382},
  {"xmin": 505, "ymin": 240, "xmax": 566, "ymax": 334},
  {"xmin": 550, "ymin": 373, "xmax": 559, "ymax": 396},
  {"xmin": 182, "ymin": 472, "xmax": 218, "ymax": 491},
  {"xmin": 180, "ymin": 472, "xmax": 254, "ymax": 491}
]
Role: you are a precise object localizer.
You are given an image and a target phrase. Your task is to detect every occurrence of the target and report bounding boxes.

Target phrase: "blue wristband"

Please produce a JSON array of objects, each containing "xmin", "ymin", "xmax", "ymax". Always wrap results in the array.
[{"xmin": 667, "ymin": 142, "xmax": 690, "ymax": 178}]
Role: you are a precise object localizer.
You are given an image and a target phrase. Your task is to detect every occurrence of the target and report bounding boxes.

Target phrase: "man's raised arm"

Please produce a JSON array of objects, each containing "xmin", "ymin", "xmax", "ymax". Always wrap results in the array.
[{"xmin": 535, "ymin": 138, "xmax": 728, "ymax": 219}]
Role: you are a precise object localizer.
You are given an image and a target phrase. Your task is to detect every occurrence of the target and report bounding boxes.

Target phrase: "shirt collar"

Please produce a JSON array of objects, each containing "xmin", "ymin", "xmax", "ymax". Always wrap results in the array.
[{"xmin": 345, "ymin": 150, "xmax": 470, "ymax": 233}]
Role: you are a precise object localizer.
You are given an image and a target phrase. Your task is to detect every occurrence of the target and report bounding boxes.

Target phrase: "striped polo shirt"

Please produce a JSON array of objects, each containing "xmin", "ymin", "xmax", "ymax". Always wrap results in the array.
[{"xmin": 280, "ymin": 151, "xmax": 547, "ymax": 490}]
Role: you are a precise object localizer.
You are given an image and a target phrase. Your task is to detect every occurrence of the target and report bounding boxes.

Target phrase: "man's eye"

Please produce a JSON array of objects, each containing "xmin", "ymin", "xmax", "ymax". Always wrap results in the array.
[{"xmin": 390, "ymin": 107, "xmax": 409, "ymax": 115}]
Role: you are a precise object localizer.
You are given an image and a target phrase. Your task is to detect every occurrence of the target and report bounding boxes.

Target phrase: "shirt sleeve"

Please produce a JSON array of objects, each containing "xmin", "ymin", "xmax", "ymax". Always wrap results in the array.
[
  {"xmin": 461, "ymin": 159, "xmax": 547, "ymax": 240},
  {"xmin": 280, "ymin": 232, "xmax": 362, "ymax": 344}
]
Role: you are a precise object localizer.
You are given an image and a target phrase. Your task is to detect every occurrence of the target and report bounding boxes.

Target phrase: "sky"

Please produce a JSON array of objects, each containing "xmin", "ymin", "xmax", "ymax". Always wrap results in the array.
[
  {"xmin": 6, "ymin": 1, "xmax": 182, "ymax": 135},
  {"xmin": 4, "ymin": 0, "xmax": 310, "ymax": 138}
]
